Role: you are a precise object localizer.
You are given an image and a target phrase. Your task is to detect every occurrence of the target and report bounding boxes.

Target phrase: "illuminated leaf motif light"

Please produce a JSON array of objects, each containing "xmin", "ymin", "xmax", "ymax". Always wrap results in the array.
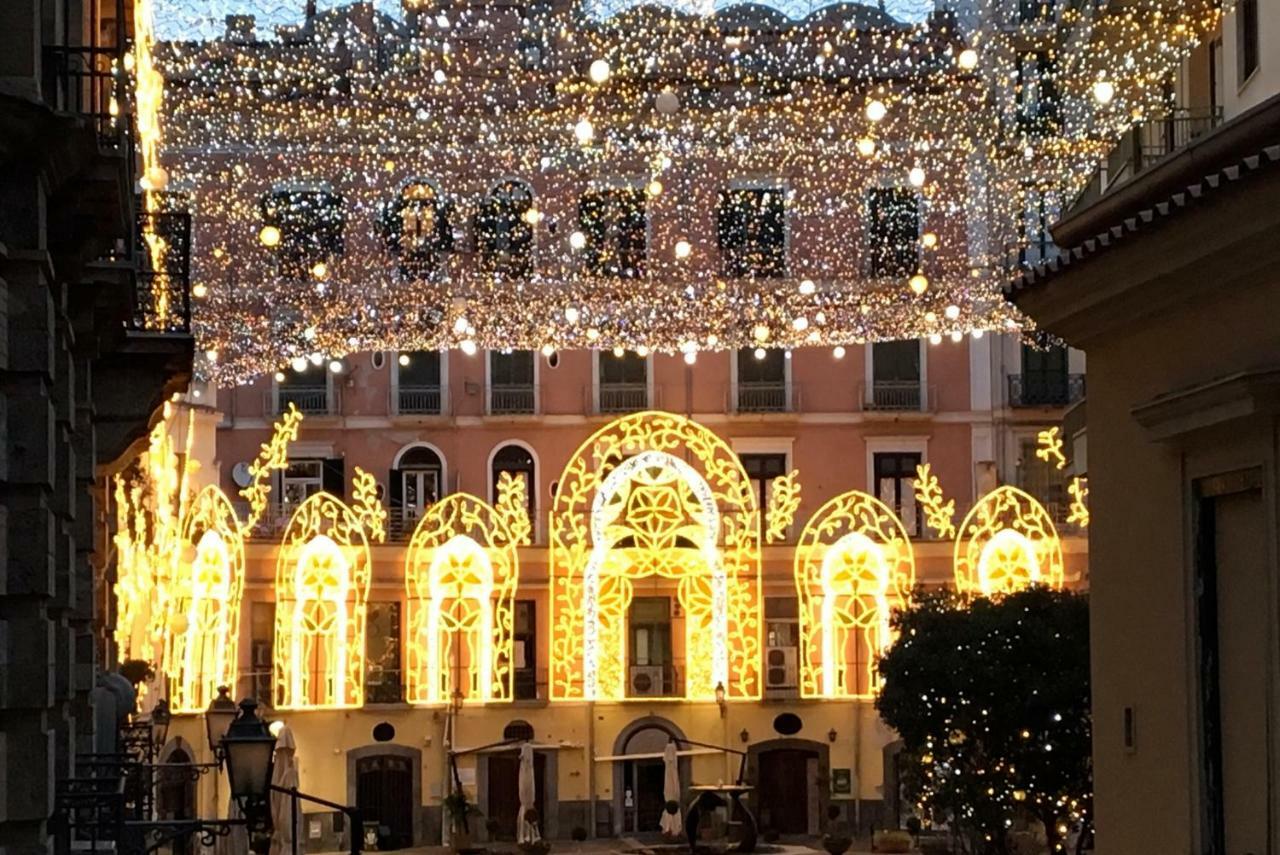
[
  {"xmin": 913, "ymin": 463, "xmax": 956, "ymax": 540},
  {"xmin": 273, "ymin": 493, "xmax": 372, "ymax": 709},
  {"xmin": 551, "ymin": 412, "xmax": 761, "ymax": 701},
  {"xmin": 495, "ymin": 471, "xmax": 533, "ymax": 546},
  {"xmin": 240, "ymin": 403, "xmax": 304, "ymax": 531},
  {"xmin": 1067, "ymin": 477, "xmax": 1090, "ymax": 528},
  {"xmin": 765, "ymin": 470, "xmax": 802, "ymax": 544},
  {"xmin": 1035, "ymin": 427, "xmax": 1067, "ymax": 471},
  {"xmin": 165, "ymin": 485, "xmax": 246, "ymax": 713},
  {"xmin": 953, "ymin": 486, "xmax": 1064, "ymax": 597},
  {"xmin": 794, "ymin": 490, "xmax": 914, "ymax": 698},
  {"xmin": 404, "ymin": 493, "xmax": 520, "ymax": 705}
]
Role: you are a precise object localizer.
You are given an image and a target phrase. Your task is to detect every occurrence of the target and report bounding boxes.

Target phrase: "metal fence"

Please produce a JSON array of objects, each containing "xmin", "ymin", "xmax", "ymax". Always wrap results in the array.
[
  {"xmin": 489, "ymin": 384, "xmax": 537, "ymax": 414},
  {"xmin": 132, "ymin": 209, "xmax": 193, "ymax": 334},
  {"xmin": 1008, "ymin": 373, "xmax": 1086, "ymax": 407},
  {"xmin": 277, "ymin": 386, "xmax": 330, "ymax": 415},
  {"xmin": 865, "ymin": 380, "xmax": 925, "ymax": 411},
  {"xmin": 599, "ymin": 382, "xmax": 649, "ymax": 413},
  {"xmin": 736, "ymin": 381, "xmax": 790, "ymax": 413},
  {"xmin": 397, "ymin": 385, "xmax": 442, "ymax": 415}
]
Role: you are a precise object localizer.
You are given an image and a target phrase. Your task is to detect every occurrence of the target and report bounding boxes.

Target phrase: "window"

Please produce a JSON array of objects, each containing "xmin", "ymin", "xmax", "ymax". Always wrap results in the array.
[
  {"xmin": 1238, "ymin": 0, "xmax": 1259, "ymax": 83},
  {"xmin": 365, "ymin": 602, "xmax": 403, "ymax": 704},
  {"xmin": 869, "ymin": 340, "xmax": 922, "ymax": 410},
  {"xmin": 1012, "ymin": 343, "xmax": 1074, "ymax": 406},
  {"xmin": 476, "ymin": 180, "xmax": 534, "ymax": 277},
  {"xmin": 717, "ymin": 187, "xmax": 786, "ymax": 278},
  {"xmin": 513, "ymin": 600, "xmax": 538, "ymax": 700},
  {"xmin": 391, "ymin": 446, "xmax": 443, "ymax": 532},
  {"xmin": 873, "ymin": 452, "xmax": 921, "ymax": 536},
  {"xmin": 598, "ymin": 351, "xmax": 648, "ymax": 413},
  {"xmin": 763, "ymin": 596, "xmax": 799, "ymax": 694},
  {"xmin": 396, "ymin": 351, "xmax": 442, "ymax": 414},
  {"xmin": 276, "ymin": 361, "xmax": 329, "ymax": 415},
  {"xmin": 1016, "ymin": 186, "xmax": 1062, "ymax": 268},
  {"xmin": 281, "ymin": 458, "xmax": 344, "ymax": 508},
  {"xmin": 736, "ymin": 348, "xmax": 788, "ymax": 412},
  {"xmin": 866, "ymin": 188, "xmax": 920, "ymax": 277},
  {"xmin": 489, "ymin": 350, "xmax": 536, "ymax": 414},
  {"xmin": 249, "ymin": 602, "xmax": 275, "ymax": 703},
  {"xmin": 628, "ymin": 597, "xmax": 672, "ymax": 696},
  {"xmin": 492, "ymin": 444, "xmax": 536, "ymax": 521},
  {"xmin": 1017, "ymin": 0, "xmax": 1054, "ymax": 23},
  {"xmin": 1017, "ymin": 437, "xmax": 1067, "ymax": 515},
  {"xmin": 1016, "ymin": 52, "xmax": 1061, "ymax": 136},
  {"xmin": 578, "ymin": 188, "xmax": 646, "ymax": 277},
  {"xmin": 741, "ymin": 453, "xmax": 789, "ymax": 529},
  {"xmin": 383, "ymin": 181, "xmax": 452, "ymax": 278},
  {"xmin": 261, "ymin": 189, "xmax": 345, "ymax": 280}
]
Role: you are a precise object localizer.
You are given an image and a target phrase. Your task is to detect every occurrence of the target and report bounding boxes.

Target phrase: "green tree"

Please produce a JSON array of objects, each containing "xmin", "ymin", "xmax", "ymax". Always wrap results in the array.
[{"xmin": 875, "ymin": 587, "xmax": 1091, "ymax": 854}]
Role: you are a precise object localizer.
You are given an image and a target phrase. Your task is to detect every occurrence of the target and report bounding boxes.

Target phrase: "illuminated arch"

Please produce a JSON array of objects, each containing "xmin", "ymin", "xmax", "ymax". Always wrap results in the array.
[
  {"xmin": 165, "ymin": 486, "xmax": 245, "ymax": 713},
  {"xmin": 794, "ymin": 490, "xmax": 914, "ymax": 699},
  {"xmin": 404, "ymin": 493, "xmax": 519, "ymax": 705},
  {"xmin": 953, "ymin": 486, "xmax": 1064, "ymax": 596},
  {"xmin": 274, "ymin": 493, "xmax": 371, "ymax": 709},
  {"xmin": 550, "ymin": 411, "xmax": 761, "ymax": 701}
]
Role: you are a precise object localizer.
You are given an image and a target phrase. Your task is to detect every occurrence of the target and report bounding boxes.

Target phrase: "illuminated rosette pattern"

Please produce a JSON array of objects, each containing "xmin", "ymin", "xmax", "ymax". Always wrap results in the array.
[
  {"xmin": 953, "ymin": 486, "xmax": 1064, "ymax": 597},
  {"xmin": 550, "ymin": 411, "xmax": 761, "ymax": 701},
  {"xmin": 794, "ymin": 490, "xmax": 914, "ymax": 699},
  {"xmin": 273, "ymin": 492, "xmax": 372, "ymax": 709},
  {"xmin": 403, "ymin": 493, "xmax": 520, "ymax": 705},
  {"xmin": 165, "ymin": 485, "xmax": 246, "ymax": 712}
]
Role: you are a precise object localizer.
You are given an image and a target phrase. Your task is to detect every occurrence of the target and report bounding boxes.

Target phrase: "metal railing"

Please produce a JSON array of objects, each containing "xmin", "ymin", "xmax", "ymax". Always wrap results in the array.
[
  {"xmin": 1008, "ymin": 373, "xmax": 1086, "ymax": 407},
  {"xmin": 599, "ymin": 382, "xmax": 649, "ymax": 413},
  {"xmin": 1005, "ymin": 232, "xmax": 1060, "ymax": 272},
  {"xmin": 397, "ymin": 384, "xmax": 442, "ymax": 415},
  {"xmin": 132, "ymin": 209, "xmax": 193, "ymax": 334},
  {"xmin": 42, "ymin": 44, "xmax": 128, "ymax": 148},
  {"xmin": 736, "ymin": 381, "xmax": 790, "ymax": 413},
  {"xmin": 277, "ymin": 385, "xmax": 330, "ymax": 415},
  {"xmin": 489, "ymin": 384, "xmax": 537, "ymax": 414},
  {"xmin": 865, "ymin": 380, "xmax": 925, "ymax": 411}
]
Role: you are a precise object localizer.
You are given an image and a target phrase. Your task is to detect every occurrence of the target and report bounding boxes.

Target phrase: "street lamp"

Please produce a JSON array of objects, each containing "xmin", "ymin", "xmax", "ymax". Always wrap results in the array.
[
  {"xmin": 715, "ymin": 682, "xmax": 726, "ymax": 718},
  {"xmin": 205, "ymin": 685, "xmax": 238, "ymax": 760},
  {"xmin": 151, "ymin": 698, "xmax": 172, "ymax": 749},
  {"xmin": 221, "ymin": 698, "xmax": 277, "ymax": 827}
]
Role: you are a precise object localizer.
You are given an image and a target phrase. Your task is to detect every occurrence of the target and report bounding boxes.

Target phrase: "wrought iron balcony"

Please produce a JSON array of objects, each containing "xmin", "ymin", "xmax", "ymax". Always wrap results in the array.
[
  {"xmin": 397, "ymin": 384, "xmax": 443, "ymax": 415},
  {"xmin": 131, "ymin": 209, "xmax": 193, "ymax": 334},
  {"xmin": 866, "ymin": 380, "xmax": 924, "ymax": 411},
  {"xmin": 277, "ymin": 385, "xmax": 330, "ymax": 415},
  {"xmin": 599, "ymin": 382, "xmax": 649, "ymax": 413},
  {"xmin": 736, "ymin": 380, "xmax": 790, "ymax": 413},
  {"xmin": 42, "ymin": 44, "xmax": 129, "ymax": 149},
  {"xmin": 489, "ymin": 383, "xmax": 537, "ymax": 414},
  {"xmin": 1008, "ymin": 373, "xmax": 1086, "ymax": 407}
]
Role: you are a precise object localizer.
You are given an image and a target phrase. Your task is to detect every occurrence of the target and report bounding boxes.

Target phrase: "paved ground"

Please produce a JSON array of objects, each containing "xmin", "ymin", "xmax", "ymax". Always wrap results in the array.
[{"xmin": 316, "ymin": 844, "xmax": 885, "ymax": 855}]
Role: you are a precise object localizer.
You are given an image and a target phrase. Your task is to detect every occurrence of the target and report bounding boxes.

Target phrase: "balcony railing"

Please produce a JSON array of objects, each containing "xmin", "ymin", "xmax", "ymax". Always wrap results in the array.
[
  {"xmin": 866, "ymin": 380, "xmax": 924, "ymax": 411},
  {"xmin": 42, "ymin": 44, "xmax": 129, "ymax": 149},
  {"xmin": 131, "ymin": 209, "xmax": 193, "ymax": 334},
  {"xmin": 1008, "ymin": 373, "xmax": 1086, "ymax": 407},
  {"xmin": 277, "ymin": 385, "xmax": 330, "ymax": 415},
  {"xmin": 397, "ymin": 384, "xmax": 443, "ymax": 415},
  {"xmin": 736, "ymin": 380, "xmax": 790, "ymax": 413},
  {"xmin": 489, "ymin": 384, "xmax": 536, "ymax": 414},
  {"xmin": 599, "ymin": 382, "xmax": 649, "ymax": 413}
]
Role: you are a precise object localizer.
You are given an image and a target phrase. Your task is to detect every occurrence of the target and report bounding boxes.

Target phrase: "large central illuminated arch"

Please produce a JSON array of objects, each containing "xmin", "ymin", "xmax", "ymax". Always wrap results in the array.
[
  {"xmin": 274, "ymin": 493, "xmax": 372, "ymax": 709},
  {"xmin": 165, "ymin": 485, "xmax": 245, "ymax": 713},
  {"xmin": 551, "ymin": 411, "xmax": 761, "ymax": 701},
  {"xmin": 953, "ymin": 486, "xmax": 1064, "ymax": 596},
  {"xmin": 404, "ymin": 493, "xmax": 519, "ymax": 705},
  {"xmin": 794, "ymin": 490, "xmax": 914, "ymax": 698}
]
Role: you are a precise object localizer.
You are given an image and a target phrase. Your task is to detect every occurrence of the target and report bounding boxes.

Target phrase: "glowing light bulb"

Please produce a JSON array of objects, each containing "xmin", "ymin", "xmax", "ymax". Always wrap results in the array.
[
  {"xmin": 564, "ymin": 306, "xmax": 580, "ymax": 324},
  {"xmin": 972, "ymin": 329, "xmax": 985, "ymax": 339},
  {"xmin": 311, "ymin": 261, "xmax": 328, "ymax": 280},
  {"xmin": 192, "ymin": 282, "xmax": 208, "ymax": 299},
  {"xmin": 833, "ymin": 346, "xmax": 846, "ymax": 359},
  {"xmin": 752, "ymin": 324, "xmax": 770, "ymax": 343},
  {"xmin": 856, "ymin": 137, "xmax": 876, "ymax": 157},
  {"xmin": 308, "ymin": 352, "xmax": 323, "ymax": 366},
  {"xmin": 909, "ymin": 273, "xmax": 929, "ymax": 295},
  {"xmin": 792, "ymin": 316, "xmax": 809, "ymax": 331},
  {"xmin": 588, "ymin": 59, "xmax": 611, "ymax": 84},
  {"xmin": 909, "ymin": 166, "xmax": 926, "ymax": 188},
  {"xmin": 865, "ymin": 99, "xmax": 887, "ymax": 122},
  {"xmin": 635, "ymin": 345, "xmax": 650, "ymax": 357},
  {"xmin": 922, "ymin": 232, "xmax": 939, "ymax": 248},
  {"xmin": 612, "ymin": 346, "xmax": 625, "ymax": 357},
  {"xmin": 328, "ymin": 359, "xmax": 344, "ymax": 373},
  {"xmin": 950, "ymin": 330, "xmax": 964, "ymax": 342},
  {"xmin": 274, "ymin": 371, "xmax": 286, "ymax": 382},
  {"xmin": 674, "ymin": 239, "xmax": 692, "ymax": 259},
  {"xmin": 798, "ymin": 279, "xmax": 816, "ymax": 295},
  {"xmin": 1092, "ymin": 80, "xmax": 1115, "ymax": 105},
  {"xmin": 540, "ymin": 343, "xmax": 556, "ymax": 357},
  {"xmin": 569, "ymin": 230, "xmax": 587, "ymax": 250},
  {"xmin": 945, "ymin": 304, "xmax": 961, "ymax": 320},
  {"xmin": 646, "ymin": 179, "xmax": 663, "ymax": 197},
  {"xmin": 753, "ymin": 347, "xmax": 767, "ymax": 360},
  {"xmin": 683, "ymin": 351, "xmax": 697, "ymax": 365},
  {"xmin": 574, "ymin": 118, "xmax": 594, "ymax": 144},
  {"xmin": 433, "ymin": 68, "xmax": 447, "ymax": 84},
  {"xmin": 460, "ymin": 339, "xmax": 478, "ymax": 356},
  {"xmin": 929, "ymin": 333, "xmax": 943, "ymax": 345},
  {"xmin": 258, "ymin": 224, "xmax": 281, "ymax": 247},
  {"xmin": 398, "ymin": 353, "xmax": 411, "ymax": 366},
  {"xmin": 290, "ymin": 357, "xmax": 307, "ymax": 373},
  {"xmin": 453, "ymin": 316, "xmax": 469, "ymax": 334},
  {"xmin": 957, "ymin": 48, "xmax": 979, "ymax": 70},
  {"xmin": 522, "ymin": 207, "xmax": 542, "ymax": 225}
]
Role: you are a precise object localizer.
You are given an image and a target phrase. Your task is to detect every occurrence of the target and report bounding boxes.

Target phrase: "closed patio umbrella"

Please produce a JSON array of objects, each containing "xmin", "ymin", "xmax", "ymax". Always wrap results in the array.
[
  {"xmin": 269, "ymin": 726, "xmax": 302, "ymax": 855},
  {"xmin": 517, "ymin": 742, "xmax": 540, "ymax": 844},
  {"xmin": 215, "ymin": 797, "xmax": 249, "ymax": 855},
  {"xmin": 659, "ymin": 741, "xmax": 683, "ymax": 838}
]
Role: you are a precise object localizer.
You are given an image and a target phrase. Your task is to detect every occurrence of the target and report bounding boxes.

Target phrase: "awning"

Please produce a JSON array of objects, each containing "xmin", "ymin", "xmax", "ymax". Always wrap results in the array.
[{"xmin": 594, "ymin": 747, "xmax": 723, "ymax": 762}]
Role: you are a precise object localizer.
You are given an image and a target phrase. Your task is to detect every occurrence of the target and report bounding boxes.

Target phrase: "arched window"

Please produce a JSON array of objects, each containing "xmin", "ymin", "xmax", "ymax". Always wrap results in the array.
[
  {"xmin": 261, "ymin": 187, "xmax": 345, "ymax": 280},
  {"xmin": 475, "ymin": 180, "xmax": 534, "ymax": 277},
  {"xmin": 492, "ymin": 444, "xmax": 536, "ymax": 519},
  {"xmin": 391, "ymin": 445, "xmax": 445, "ymax": 529},
  {"xmin": 504, "ymin": 719, "xmax": 535, "ymax": 741},
  {"xmin": 383, "ymin": 180, "xmax": 452, "ymax": 278}
]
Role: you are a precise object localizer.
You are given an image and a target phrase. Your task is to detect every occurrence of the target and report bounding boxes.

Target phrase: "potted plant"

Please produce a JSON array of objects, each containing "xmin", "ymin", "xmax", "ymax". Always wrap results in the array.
[
  {"xmin": 821, "ymin": 805, "xmax": 852, "ymax": 855},
  {"xmin": 443, "ymin": 790, "xmax": 482, "ymax": 852}
]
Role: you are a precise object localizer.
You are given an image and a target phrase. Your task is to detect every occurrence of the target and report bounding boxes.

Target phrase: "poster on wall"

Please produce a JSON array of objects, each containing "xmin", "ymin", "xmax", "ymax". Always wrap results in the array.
[{"xmin": 831, "ymin": 768, "xmax": 852, "ymax": 795}]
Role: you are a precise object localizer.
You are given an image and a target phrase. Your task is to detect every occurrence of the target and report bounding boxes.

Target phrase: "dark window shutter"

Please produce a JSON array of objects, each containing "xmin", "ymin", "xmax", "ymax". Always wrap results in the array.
[
  {"xmin": 323, "ymin": 457, "xmax": 346, "ymax": 497},
  {"xmin": 389, "ymin": 468, "xmax": 403, "ymax": 510}
]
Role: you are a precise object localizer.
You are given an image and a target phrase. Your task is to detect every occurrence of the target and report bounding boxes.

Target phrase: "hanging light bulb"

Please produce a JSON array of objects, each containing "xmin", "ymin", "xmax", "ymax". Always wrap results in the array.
[
  {"xmin": 909, "ymin": 273, "xmax": 929, "ymax": 295},
  {"xmin": 258, "ymin": 225, "xmax": 281, "ymax": 247},
  {"xmin": 674, "ymin": 239, "xmax": 692, "ymax": 259},
  {"xmin": 856, "ymin": 137, "xmax": 876, "ymax": 157},
  {"xmin": 569, "ymin": 231, "xmax": 587, "ymax": 250},
  {"xmin": 1092, "ymin": 79, "xmax": 1116, "ymax": 105},
  {"xmin": 909, "ymin": 166, "xmax": 926, "ymax": 188},
  {"xmin": 574, "ymin": 118, "xmax": 594, "ymax": 144},
  {"xmin": 798, "ymin": 279, "xmax": 816, "ymax": 295},
  {"xmin": 957, "ymin": 48, "xmax": 979, "ymax": 70},
  {"xmin": 833, "ymin": 346, "xmax": 846, "ymax": 359},
  {"xmin": 460, "ymin": 339, "xmax": 478, "ymax": 356},
  {"xmin": 865, "ymin": 99, "xmax": 887, "ymax": 122},
  {"xmin": 753, "ymin": 347, "xmax": 767, "ymax": 361},
  {"xmin": 588, "ymin": 59, "xmax": 611, "ymax": 84}
]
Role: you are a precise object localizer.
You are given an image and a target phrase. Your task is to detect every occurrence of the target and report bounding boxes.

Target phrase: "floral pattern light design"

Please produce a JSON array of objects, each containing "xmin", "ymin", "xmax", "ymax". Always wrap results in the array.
[{"xmin": 953, "ymin": 486, "xmax": 1064, "ymax": 596}]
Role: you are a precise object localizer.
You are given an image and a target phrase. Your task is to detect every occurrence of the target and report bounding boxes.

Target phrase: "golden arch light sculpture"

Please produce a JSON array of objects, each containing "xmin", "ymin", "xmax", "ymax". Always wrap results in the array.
[
  {"xmin": 404, "ymin": 493, "xmax": 520, "ymax": 705},
  {"xmin": 165, "ymin": 485, "xmax": 246, "ymax": 713},
  {"xmin": 274, "ymin": 493, "xmax": 372, "ymax": 709},
  {"xmin": 794, "ymin": 490, "xmax": 914, "ymax": 698},
  {"xmin": 953, "ymin": 486, "xmax": 1064, "ymax": 596},
  {"xmin": 550, "ymin": 411, "xmax": 761, "ymax": 701}
]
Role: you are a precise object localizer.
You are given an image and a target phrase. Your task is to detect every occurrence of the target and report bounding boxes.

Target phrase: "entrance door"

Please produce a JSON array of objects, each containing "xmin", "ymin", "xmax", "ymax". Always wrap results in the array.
[
  {"xmin": 158, "ymin": 748, "xmax": 196, "ymax": 855},
  {"xmin": 486, "ymin": 751, "xmax": 546, "ymax": 841},
  {"xmin": 356, "ymin": 754, "xmax": 414, "ymax": 849},
  {"xmin": 623, "ymin": 758, "xmax": 667, "ymax": 833},
  {"xmin": 402, "ymin": 468, "xmax": 440, "ymax": 522},
  {"xmin": 757, "ymin": 749, "xmax": 815, "ymax": 835}
]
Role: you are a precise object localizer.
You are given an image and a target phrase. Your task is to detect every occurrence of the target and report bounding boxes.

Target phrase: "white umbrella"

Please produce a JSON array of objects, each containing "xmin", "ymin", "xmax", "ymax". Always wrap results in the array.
[
  {"xmin": 659, "ymin": 741, "xmax": 683, "ymax": 837},
  {"xmin": 270, "ymin": 726, "xmax": 303, "ymax": 855},
  {"xmin": 215, "ymin": 797, "xmax": 249, "ymax": 855},
  {"xmin": 517, "ymin": 742, "xmax": 540, "ymax": 843}
]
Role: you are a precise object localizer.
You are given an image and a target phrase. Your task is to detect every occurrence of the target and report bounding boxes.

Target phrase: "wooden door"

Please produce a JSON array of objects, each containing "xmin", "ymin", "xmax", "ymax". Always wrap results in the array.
[
  {"xmin": 356, "ymin": 754, "xmax": 414, "ymax": 849},
  {"xmin": 486, "ymin": 751, "xmax": 546, "ymax": 840},
  {"xmin": 757, "ymin": 749, "xmax": 813, "ymax": 835}
]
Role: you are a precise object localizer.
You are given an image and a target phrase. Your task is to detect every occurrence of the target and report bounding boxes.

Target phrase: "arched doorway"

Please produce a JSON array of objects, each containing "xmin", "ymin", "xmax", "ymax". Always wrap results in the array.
[
  {"xmin": 348, "ymin": 745, "xmax": 422, "ymax": 850},
  {"xmin": 612, "ymin": 717, "xmax": 689, "ymax": 836},
  {"xmin": 157, "ymin": 742, "xmax": 197, "ymax": 855},
  {"xmin": 747, "ymin": 738, "xmax": 829, "ymax": 837}
]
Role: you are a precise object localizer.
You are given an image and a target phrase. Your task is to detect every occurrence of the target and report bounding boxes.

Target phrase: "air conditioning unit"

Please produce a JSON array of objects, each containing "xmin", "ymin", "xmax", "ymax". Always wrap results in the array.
[
  {"xmin": 629, "ymin": 665, "xmax": 666, "ymax": 697},
  {"xmin": 764, "ymin": 646, "xmax": 798, "ymax": 688}
]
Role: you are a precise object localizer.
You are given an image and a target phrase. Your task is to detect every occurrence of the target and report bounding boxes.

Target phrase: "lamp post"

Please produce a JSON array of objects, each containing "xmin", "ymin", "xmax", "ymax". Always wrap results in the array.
[
  {"xmin": 221, "ymin": 698, "xmax": 277, "ymax": 830},
  {"xmin": 206, "ymin": 685, "xmax": 239, "ymax": 761},
  {"xmin": 151, "ymin": 698, "xmax": 172, "ymax": 751}
]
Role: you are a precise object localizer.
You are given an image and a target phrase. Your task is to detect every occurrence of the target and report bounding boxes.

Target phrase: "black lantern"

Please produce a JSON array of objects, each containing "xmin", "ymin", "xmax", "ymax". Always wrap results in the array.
[
  {"xmin": 205, "ymin": 685, "xmax": 238, "ymax": 759},
  {"xmin": 715, "ymin": 681, "xmax": 727, "ymax": 718},
  {"xmin": 151, "ymin": 698, "xmax": 172, "ymax": 749},
  {"xmin": 221, "ymin": 698, "xmax": 277, "ymax": 823}
]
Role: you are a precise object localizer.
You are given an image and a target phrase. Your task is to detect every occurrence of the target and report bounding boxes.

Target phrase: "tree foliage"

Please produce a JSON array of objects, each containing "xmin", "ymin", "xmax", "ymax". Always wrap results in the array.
[{"xmin": 875, "ymin": 587, "xmax": 1091, "ymax": 854}]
